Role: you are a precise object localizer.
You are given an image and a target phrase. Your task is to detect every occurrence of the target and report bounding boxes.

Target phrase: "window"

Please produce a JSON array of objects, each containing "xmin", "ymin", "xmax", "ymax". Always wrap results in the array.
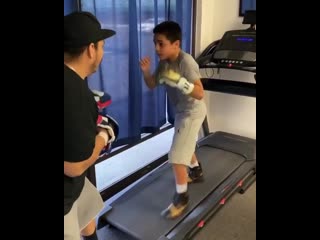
[
  {"xmin": 239, "ymin": 0, "xmax": 256, "ymax": 16},
  {"xmin": 79, "ymin": 0, "xmax": 194, "ymax": 199}
]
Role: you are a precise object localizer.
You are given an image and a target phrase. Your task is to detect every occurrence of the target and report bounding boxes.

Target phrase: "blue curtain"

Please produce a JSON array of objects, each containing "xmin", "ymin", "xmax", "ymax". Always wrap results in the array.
[
  {"xmin": 64, "ymin": 0, "xmax": 78, "ymax": 15},
  {"xmin": 240, "ymin": 0, "xmax": 256, "ymax": 15},
  {"xmin": 77, "ymin": 0, "xmax": 192, "ymax": 147},
  {"xmin": 166, "ymin": 0, "xmax": 193, "ymax": 124}
]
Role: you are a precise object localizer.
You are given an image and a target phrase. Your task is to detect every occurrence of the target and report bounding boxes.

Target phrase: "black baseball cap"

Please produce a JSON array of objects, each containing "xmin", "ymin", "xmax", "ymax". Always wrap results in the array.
[{"xmin": 64, "ymin": 11, "xmax": 116, "ymax": 49}]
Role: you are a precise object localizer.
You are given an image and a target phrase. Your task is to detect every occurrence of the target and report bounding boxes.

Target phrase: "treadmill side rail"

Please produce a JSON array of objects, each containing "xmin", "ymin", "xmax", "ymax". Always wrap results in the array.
[
  {"xmin": 197, "ymin": 131, "xmax": 256, "ymax": 160},
  {"xmin": 158, "ymin": 236, "xmax": 170, "ymax": 240},
  {"xmin": 167, "ymin": 163, "xmax": 256, "ymax": 240}
]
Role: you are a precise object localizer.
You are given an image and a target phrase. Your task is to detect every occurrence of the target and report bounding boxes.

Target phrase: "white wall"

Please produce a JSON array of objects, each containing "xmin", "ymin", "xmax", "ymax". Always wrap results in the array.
[{"xmin": 195, "ymin": 0, "xmax": 256, "ymax": 139}]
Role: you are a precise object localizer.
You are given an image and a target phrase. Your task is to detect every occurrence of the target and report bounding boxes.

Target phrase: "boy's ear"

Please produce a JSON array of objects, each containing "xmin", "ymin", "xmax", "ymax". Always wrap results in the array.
[{"xmin": 174, "ymin": 40, "xmax": 180, "ymax": 48}]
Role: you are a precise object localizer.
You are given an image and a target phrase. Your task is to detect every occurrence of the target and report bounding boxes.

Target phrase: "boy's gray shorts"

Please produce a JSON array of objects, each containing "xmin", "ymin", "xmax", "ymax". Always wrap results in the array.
[
  {"xmin": 64, "ymin": 177, "xmax": 104, "ymax": 240},
  {"xmin": 169, "ymin": 101, "xmax": 207, "ymax": 166}
]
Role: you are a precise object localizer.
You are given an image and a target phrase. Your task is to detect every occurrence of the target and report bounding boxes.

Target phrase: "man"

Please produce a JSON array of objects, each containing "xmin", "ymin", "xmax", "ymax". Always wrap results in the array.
[{"xmin": 64, "ymin": 11, "xmax": 116, "ymax": 240}]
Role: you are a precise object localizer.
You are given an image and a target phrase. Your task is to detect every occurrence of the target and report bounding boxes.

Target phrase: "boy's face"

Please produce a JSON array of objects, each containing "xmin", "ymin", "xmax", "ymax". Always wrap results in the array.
[{"xmin": 153, "ymin": 34, "xmax": 180, "ymax": 61}]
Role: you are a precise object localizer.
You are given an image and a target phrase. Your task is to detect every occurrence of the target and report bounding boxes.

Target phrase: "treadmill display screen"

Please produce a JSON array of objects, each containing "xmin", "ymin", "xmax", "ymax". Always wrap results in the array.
[
  {"xmin": 236, "ymin": 37, "xmax": 254, "ymax": 42},
  {"xmin": 211, "ymin": 30, "xmax": 256, "ymax": 67},
  {"xmin": 215, "ymin": 30, "xmax": 256, "ymax": 52}
]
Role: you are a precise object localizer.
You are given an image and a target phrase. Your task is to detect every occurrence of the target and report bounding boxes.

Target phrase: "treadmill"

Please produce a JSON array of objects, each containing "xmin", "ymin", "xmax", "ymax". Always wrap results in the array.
[{"xmin": 100, "ymin": 12, "xmax": 256, "ymax": 240}]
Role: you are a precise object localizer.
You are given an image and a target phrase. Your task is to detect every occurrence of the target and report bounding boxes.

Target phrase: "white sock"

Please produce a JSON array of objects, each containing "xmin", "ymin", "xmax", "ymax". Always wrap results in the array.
[
  {"xmin": 176, "ymin": 184, "xmax": 188, "ymax": 194},
  {"xmin": 189, "ymin": 161, "xmax": 199, "ymax": 168}
]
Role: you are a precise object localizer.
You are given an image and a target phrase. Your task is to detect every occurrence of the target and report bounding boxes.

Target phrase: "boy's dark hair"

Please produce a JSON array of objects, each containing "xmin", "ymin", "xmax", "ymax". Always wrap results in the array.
[{"xmin": 153, "ymin": 21, "xmax": 182, "ymax": 43}]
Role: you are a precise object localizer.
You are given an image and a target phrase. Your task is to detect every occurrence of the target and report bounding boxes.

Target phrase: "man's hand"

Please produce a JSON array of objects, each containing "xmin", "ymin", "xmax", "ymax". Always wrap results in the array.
[
  {"xmin": 96, "ymin": 114, "xmax": 119, "ymax": 143},
  {"xmin": 97, "ymin": 128, "xmax": 109, "ymax": 146}
]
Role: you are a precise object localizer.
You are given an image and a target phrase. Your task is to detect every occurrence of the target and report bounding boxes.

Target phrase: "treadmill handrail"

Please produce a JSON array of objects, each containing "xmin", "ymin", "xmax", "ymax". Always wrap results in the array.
[
  {"xmin": 201, "ymin": 78, "xmax": 256, "ymax": 98},
  {"xmin": 199, "ymin": 62, "xmax": 256, "ymax": 73}
]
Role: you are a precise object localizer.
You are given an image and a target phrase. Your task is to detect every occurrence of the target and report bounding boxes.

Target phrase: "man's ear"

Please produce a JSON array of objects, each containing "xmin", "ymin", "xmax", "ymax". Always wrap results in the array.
[{"xmin": 87, "ymin": 43, "xmax": 96, "ymax": 58}]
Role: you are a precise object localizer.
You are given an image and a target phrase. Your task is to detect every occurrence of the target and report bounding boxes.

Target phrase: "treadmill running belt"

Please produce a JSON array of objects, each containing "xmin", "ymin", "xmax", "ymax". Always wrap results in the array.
[{"xmin": 102, "ymin": 146, "xmax": 246, "ymax": 240}]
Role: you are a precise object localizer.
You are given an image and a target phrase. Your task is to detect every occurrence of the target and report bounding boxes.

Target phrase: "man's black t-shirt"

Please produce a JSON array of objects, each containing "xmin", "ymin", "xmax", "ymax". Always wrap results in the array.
[{"xmin": 64, "ymin": 64, "xmax": 98, "ymax": 215}]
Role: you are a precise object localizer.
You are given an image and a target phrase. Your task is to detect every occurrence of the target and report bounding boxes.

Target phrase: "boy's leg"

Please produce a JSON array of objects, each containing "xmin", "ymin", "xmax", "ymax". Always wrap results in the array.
[
  {"xmin": 188, "ymin": 153, "xmax": 204, "ymax": 183},
  {"xmin": 162, "ymin": 114, "xmax": 194, "ymax": 219},
  {"xmin": 190, "ymin": 153, "xmax": 198, "ymax": 165},
  {"xmin": 162, "ymin": 100, "xmax": 206, "ymax": 219},
  {"xmin": 173, "ymin": 164, "xmax": 188, "ymax": 185},
  {"xmin": 161, "ymin": 163, "xmax": 189, "ymax": 219},
  {"xmin": 188, "ymin": 102, "xmax": 207, "ymax": 183}
]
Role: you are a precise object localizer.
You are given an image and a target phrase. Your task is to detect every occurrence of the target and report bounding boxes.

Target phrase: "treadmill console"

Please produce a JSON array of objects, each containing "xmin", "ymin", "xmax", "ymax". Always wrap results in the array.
[{"xmin": 211, "ymin": 29, "xmax": 256, "ymax": 67}]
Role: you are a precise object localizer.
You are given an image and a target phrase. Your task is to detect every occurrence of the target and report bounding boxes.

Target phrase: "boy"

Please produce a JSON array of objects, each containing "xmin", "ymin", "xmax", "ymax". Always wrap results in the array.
[{"xmin": 140, "ymin": 21, "xmax": 207, "ymax": 219}]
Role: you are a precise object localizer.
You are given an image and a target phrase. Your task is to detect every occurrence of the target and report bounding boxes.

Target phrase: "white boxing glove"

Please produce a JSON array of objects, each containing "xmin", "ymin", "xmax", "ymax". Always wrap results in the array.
[{"xmin": 159, "ymin": 70, "xmax": 194, "ymax": 95}]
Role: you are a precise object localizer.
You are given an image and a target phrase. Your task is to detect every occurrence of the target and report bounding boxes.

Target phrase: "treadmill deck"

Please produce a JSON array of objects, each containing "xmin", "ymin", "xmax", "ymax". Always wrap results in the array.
[{"xmin": 101, "ymin": 132, "xmax": 255, "ymax": 240}]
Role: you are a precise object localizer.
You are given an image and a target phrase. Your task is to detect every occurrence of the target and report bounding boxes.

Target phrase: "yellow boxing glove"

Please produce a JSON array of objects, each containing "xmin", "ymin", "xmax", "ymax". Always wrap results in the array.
[
  {"xmin": 164, "ymin": 69, "xmax": 181, "ymax": 81},
  {"xmin": 159, "ymin": 69, "xmax": 194, "ymax": 95}
]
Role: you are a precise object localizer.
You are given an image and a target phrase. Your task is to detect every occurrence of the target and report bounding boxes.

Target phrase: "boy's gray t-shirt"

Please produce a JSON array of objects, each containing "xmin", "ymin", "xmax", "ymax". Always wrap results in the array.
[{"xmin": 155, "ymin": 50, "xmax": 203, "ymax": 113}]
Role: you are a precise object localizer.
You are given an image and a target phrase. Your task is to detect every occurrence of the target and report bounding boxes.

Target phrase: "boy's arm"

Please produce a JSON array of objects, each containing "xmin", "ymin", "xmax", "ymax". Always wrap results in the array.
[
  {"xmin": 140, "ymin": 56, "xmax": 159, "ymax": 89},
  {"xmin": 142, "ymin": 71, "xmax": 157, "ymax": 89},
  {"xmin": 160, "ymin": 61, "xmax": 205, "ymax": 100},
  {"xmin": 181, "ymin": 56, "xmax": 205, "ymax": 100},
  {"xmin": 189, "ymin": 79, "xmax": 204, "ymax": 100},
  {"xmin": 160, "ymin": 72, "xmax": 204, "ymax": 100}
]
